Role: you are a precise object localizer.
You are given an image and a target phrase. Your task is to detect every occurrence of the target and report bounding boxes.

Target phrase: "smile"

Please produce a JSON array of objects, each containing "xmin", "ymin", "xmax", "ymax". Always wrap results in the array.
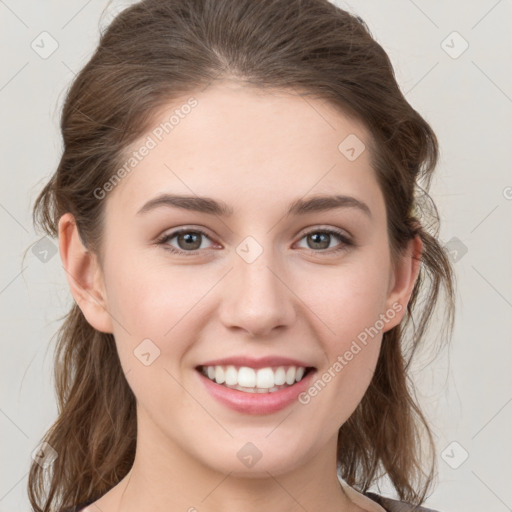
[{"xmin": 198, "ymin": 365, "xmax": 314, "ymax": 393}]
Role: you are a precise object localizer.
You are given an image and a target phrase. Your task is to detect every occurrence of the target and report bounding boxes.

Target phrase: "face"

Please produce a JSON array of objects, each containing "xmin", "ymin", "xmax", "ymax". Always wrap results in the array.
[{"xmin": 67, "ymin": 80, "xmax": 416, "ymax": 478}]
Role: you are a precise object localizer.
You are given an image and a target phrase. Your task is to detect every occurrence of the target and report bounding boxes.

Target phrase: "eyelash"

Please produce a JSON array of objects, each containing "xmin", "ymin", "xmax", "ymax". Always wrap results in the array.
[{"xmin": 155, "ymin": 227, "xmax": 354, "ymax": 256}]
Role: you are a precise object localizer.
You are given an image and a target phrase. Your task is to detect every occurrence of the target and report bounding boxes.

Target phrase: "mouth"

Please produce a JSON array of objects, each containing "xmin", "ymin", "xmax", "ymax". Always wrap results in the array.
[{"xmin": 196, "ymin": 364, "xmax": 316, "ymax": 394}]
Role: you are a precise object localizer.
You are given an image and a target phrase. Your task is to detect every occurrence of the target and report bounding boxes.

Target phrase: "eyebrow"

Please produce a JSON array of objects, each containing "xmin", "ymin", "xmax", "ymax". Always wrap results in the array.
[{"xmin": 136, "ymin": 193, "xmax": 372, "ymax": 218}]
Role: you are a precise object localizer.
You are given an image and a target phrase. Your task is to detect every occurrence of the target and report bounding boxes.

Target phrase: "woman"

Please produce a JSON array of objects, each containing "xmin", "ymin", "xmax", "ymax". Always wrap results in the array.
[{"xmin": 28, "ymin": 0, "xmax": 455, "ymax": 511}]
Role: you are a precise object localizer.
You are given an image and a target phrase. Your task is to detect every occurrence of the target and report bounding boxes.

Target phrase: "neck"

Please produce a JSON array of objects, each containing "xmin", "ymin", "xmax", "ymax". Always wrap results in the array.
[{"xmin": 106, "ymin": 413, "xmax": 359, "ymax": 512}]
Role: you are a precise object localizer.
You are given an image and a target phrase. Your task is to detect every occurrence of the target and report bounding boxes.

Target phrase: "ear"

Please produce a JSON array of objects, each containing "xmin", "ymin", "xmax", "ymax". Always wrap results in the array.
[
  {"xmin": 383, "ymin": 235, "xmax": 422, "ymax": 331},
  {"xmin": 58, "ymin": 212, "xmax": 113, "ymax": 333}
]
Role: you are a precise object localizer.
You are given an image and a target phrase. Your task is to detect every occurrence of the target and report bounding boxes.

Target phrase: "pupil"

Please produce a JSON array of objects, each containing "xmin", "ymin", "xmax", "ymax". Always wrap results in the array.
[
  {"xmin": 180, "ymin": 232, "xmax": 200, "ymax": 250},
  {"xmin": 310, "ymin": 232, "xmax": 329, "ymax": 249}
]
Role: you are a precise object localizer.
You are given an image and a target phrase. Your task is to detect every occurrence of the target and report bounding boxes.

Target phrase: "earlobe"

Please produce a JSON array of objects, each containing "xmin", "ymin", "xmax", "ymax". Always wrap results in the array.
[
  {"xmin": 58, "ymin": 213, "xmax": 113, "ymax": 333},
  {"xmin": 383, "ymin": 235, "xmax": 423, "ymax": 331}
]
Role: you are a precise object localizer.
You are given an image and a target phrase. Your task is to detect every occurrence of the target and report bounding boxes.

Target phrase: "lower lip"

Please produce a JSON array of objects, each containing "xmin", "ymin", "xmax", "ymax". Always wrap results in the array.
[{"xmin": 196, "ymin": 369, "xmax": 316, "ymax": 415}]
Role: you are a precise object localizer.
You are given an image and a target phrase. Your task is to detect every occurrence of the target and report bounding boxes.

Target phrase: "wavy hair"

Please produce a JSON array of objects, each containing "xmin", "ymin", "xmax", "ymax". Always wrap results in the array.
[{"xmin": 28, "ymin": 0, "xmax": 455, "ymax": 510}]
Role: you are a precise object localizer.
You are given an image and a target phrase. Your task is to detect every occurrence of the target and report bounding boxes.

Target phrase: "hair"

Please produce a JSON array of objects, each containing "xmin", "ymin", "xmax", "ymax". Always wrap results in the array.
[{"xmin": 28, "ymin": 0, "xmax": 456, "ymax": 510}]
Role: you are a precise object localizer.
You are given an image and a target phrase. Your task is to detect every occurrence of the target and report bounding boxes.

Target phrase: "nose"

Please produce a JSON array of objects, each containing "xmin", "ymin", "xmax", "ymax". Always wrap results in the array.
[{"xmin": 218, "ymin": 247, "xmax": 296, "ymax": 338}]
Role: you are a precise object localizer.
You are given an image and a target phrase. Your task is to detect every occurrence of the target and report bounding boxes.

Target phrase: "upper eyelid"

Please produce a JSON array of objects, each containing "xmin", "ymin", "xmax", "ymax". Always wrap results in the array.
[
  {"xmin": 158, "ymin": 225, "xmax": 351, "ymax": 240},
  {"xmin": 297, "ymin": 225, "xmax": 352, "ymax": 240},
  {"xmin": 158, "ymin": 225, "xmax": 352, "ymax": 251},
  {"xmin": 158, "ymin": 227, "xmax": 216, "ymax": 247}
]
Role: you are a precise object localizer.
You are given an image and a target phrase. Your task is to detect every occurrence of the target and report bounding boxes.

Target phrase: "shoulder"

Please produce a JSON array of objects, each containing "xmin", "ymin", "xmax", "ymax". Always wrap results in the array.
[
  {"xmin": 60, "ymin": 501, "xmax": 94, "ymax": 512},
  {"xmin": 365, "ymin": 491, "xmax": 443, "ymax": 512}
]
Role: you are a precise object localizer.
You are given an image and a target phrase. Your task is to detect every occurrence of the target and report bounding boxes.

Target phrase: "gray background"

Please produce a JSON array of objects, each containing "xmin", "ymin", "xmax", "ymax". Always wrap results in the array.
[{"xmin": 1, "ymin": 1, "xmax": 511, "ymax": 510}]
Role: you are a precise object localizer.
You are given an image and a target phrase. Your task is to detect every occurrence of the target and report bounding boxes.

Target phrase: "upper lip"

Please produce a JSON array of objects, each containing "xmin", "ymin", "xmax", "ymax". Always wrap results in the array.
[{"xmin": 197, "ymin": 356, "xmax": 315, "ymax": 370}]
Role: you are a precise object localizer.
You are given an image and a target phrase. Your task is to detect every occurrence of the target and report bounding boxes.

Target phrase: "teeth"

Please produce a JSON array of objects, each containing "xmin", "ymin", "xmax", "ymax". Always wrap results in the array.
[
  {"xmin": 256, "ymin": 367, "xmax": 273, "ymax": 388},
  {"xmin": 239, "ymin": 366, "xmax": 256, "ymax": 387},
  {"xmin": 200, "ymin": 365, "xmax": 310, "ymax": 392},
  {"xmin": 225, "ymin": 366, "xmax": 238, "ymax": 386},
  {"xmin": 285, "ymin": 367, "xmax": 296, "ymax": 385},
  {"xmin": 274, "ymin": 367, "xmax": 286, "ymax": 386},
  {"xmin": 214, "ymin": 366, "xmax": 225, "ymax": 384}
]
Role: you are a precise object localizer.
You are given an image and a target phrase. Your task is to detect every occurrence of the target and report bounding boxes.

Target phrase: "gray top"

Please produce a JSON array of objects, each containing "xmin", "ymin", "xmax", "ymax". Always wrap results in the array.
[{"xmin": 365, "ymin": 491, "xmax": 441, "ymax": 511}]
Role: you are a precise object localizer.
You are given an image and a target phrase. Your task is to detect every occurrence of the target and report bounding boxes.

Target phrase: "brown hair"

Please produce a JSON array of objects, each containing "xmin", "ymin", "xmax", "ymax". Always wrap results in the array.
[{"xmin": 29, "ymin": 0, "xmax": 455, "ymax": 510}]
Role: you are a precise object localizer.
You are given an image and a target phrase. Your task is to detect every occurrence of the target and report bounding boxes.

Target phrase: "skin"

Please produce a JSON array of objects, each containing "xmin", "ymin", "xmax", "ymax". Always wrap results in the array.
[{"xmin": 59, "ymin": 80, "xmax": 421, "ymax": 512}]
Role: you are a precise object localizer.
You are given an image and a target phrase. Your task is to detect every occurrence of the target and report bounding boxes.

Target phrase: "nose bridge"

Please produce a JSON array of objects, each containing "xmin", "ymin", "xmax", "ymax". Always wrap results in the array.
[{"xmin": 219, "ymin": 239, "xmax": 295, "ymax": 336}]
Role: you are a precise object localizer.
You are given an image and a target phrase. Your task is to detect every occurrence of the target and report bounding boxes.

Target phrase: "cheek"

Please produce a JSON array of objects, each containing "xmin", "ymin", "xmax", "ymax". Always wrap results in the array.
[
  {"xmin": 305, "ymin": 256, "xmax": 391, "ymax": 338},
  {"xmin": 103, "ymin": 262, "xmax": 206, "ymax": 406},
  {"xmin": 299, "ymin": 255, "xmax": 391, "ymax": 392},
  {"xmin": 105, "ymin": 254, "xmax": 206, "ymax": 330},
  {"xmin": 104, "ymin": 234, "xmax": 392, "ymax": 363},
  {"xmin": 102, "ymin": 255, "xmax": 221, "ymax": 380},
  {"xmin": 294, "ymin": 265, "xmax": 389, "ymax": 422},
  {"xmin": 105, "ymin": 245, "xmax": 392, "ymax": 343}
]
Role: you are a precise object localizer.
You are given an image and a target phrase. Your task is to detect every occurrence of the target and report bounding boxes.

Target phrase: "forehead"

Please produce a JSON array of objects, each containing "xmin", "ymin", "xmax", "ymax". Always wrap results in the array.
[{"xmin": 107, "ymin": 80, "xmax": 382, "ymax": 217}]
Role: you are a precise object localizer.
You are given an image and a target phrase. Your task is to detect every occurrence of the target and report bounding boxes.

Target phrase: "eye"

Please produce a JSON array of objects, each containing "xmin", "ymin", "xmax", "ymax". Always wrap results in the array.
[
  {"xmin": 296, "ymin": 228, "xmax": 353, "ymax": 254},
  {"xmin": 155, "ymin": 226, "xmax": 353, "ymax": 256},
  {"xmin": 156, "ymin": 228, "xmax": 216, "ymax": 254}
]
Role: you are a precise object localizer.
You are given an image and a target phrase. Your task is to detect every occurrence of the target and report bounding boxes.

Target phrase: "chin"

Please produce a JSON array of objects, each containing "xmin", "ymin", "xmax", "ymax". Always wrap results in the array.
[{"xmin": 198, "ymin": 441, "xmax": 310, "ymax": 478}]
